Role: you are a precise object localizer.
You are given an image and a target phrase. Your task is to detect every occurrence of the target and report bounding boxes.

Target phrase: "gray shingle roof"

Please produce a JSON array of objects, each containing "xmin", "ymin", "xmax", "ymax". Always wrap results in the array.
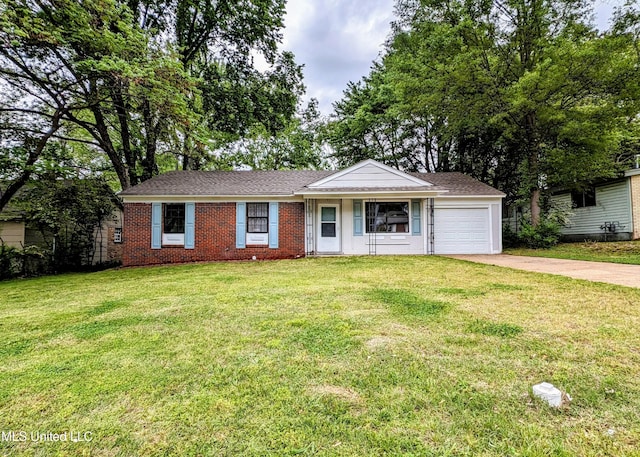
[
  {"xmin": 119, "ymin": 169, "xmax": 504, "ymax": 197},
  {"xmin": 411, "ymin": 172, "xmax": 505, "ymax": 196},
  {"xmin": 119, "ymin": 170, "xmax": 334, "ymax": 196}
]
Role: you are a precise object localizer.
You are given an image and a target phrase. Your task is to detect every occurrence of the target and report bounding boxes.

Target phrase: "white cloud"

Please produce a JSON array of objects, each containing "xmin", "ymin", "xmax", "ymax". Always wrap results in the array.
[
  {"xmin": 281, "ymin": 0, "xmax": 626, "ymax": 116},
  {"xmin": 282, "ymin": 0, "xmax": 395, "ymax": 114}
]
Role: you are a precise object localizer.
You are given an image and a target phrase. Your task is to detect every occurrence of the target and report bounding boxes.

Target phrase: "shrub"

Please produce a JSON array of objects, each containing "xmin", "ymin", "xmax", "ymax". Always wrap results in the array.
[
  {"xmin": 0, "ymin": 243, "xmax": 50, "ymax": 280},
  {"xmin": 0, "ymin": 242, "xmax": 19, "ymax": 280},
  {"xmin": 502, "ymin": 223, "xmax": 520, "ymax": 249},
  {"xmin": 518, "ymin": 217, "xmax": 563, "ymax": 249}
]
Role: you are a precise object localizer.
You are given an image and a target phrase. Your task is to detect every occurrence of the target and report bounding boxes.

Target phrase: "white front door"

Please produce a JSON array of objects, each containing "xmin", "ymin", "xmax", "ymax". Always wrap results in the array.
[{"xmin": 317, "ymin": 204, "xmax": 340, "ymax": 253}]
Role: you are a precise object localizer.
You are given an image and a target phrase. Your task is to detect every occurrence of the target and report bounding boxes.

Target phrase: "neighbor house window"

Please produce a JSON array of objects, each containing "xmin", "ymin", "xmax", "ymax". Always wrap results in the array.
[
  {"xmin": 366, "ymin": 202, "xmax": 410, "ymax": 233},
  {"xmin": 247, "ymin": 203, "xmax": 269, "ymax": 233},
  {"xmin": 113, "ymin": 227, "xmax": 122, "ymax": 243},
  {"xmin": 571, "ymin": 188, "xmax": 596, "ymax": 208},
  {"xmin": 163, "ymin": 203, "xmax": 185, "ymax": 245}
]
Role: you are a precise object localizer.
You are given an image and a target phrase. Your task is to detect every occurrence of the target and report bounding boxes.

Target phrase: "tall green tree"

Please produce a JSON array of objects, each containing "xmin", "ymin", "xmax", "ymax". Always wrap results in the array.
[
  {"xmin": 333, "ymin": 0, "xmax": 640, "ymax": 225},
  {"xmin": 216, "ymin": 98, "xmax": 329, "ymax": 170},
  {"xmin": 0, "ymin": 0, "xmax": 302, "ymax": 203}
]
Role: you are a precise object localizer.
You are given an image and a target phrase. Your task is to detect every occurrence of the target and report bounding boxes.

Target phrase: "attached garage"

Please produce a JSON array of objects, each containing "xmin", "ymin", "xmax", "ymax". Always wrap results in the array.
[{"xmin": 434, "ymin": 207, "xmax": 494, "ymax": 254}]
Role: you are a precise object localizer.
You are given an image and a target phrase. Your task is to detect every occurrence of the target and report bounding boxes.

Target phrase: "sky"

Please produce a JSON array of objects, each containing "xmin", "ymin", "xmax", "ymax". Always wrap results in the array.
[{"xmin": 280, "ymin": 0, "xmax": 628, "ymax": 117}]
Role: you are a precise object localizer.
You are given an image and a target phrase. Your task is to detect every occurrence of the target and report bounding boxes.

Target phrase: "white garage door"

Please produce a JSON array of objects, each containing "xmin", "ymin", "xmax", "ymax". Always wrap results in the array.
[{"xmin": 435, "ymin": 208, "xmax": 491, "ymax": 254}]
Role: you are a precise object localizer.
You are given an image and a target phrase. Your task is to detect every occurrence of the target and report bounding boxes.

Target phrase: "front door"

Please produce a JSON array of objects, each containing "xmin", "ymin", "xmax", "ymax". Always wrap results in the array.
[{"xmin": 317, "ymin": 204, "xmax": 340, "ymax": 253}]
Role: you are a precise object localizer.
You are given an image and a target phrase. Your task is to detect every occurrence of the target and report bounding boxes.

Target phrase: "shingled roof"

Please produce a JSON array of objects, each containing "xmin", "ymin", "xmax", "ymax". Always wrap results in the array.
[
  {"xmin": 119, "ymin": 170, "xmax": 334, "ymax": 196},
  {"xmin": 119, "ymin": 169, "xmax": 504, "ymax": 197},
  {"xmin": 411, "ymin": 172, "xmax": 505, "ymax": 196}
]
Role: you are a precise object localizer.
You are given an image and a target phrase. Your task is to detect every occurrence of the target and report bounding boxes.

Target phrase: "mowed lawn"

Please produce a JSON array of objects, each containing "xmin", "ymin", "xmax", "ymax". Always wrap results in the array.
[
  {"xmin": 1, "ymin": 257, "xmax": 639, "ymax": 456},
  {"xmin": 506, "ymin": 241, "xmax": 640, "ymax": 265}
]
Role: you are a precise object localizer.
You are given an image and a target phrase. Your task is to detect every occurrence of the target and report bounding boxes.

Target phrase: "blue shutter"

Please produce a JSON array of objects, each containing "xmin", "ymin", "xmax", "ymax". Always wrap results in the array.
[
  {"xmin": 185, "ymin": 202, "xmax": 195, "ymax": 249},
  {"xmin": 353, "ymin": 200, "xmax": 363, "ymax": 236},
  {"xmin": 269, "ymin": 202, "xmax": 279, "ymax": 249},
  {"xmin": 151, "ymin": 203, "xmax": 162, "ymax": 249},
  {"xmin": 411, "ymin": 200, "xmax": 421, "ymax": 235},
  {"xmin": 236, "ymin": 202, "xmax": 246, "ymax": 249}
]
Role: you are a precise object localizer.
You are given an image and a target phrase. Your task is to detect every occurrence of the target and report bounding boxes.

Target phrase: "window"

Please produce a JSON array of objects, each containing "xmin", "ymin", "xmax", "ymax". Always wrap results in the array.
[
  {"xmin": 236, "ymin": 202, "xmax": 278, "ymax": 249},
  {"xmin": 571, "ymin": 188, "xmax": 596, "ymax": 208},
  {"xmin": 113, "ymin": 227, "xmax": 122, "ymax": 243},
  {"xmin": 163, "ymin": 203, "xmax": 185, "ymax": 245},
  {"xmin": 366, "ymin": 202, "xmax": 410, "ymax": 233},
  {"xmin": 164, "ymin": 203, "xmax": 185, "ymax": 233},
  {"xmin": 247, "ymin": 203, "xmax": 269, "ymax": 233}
]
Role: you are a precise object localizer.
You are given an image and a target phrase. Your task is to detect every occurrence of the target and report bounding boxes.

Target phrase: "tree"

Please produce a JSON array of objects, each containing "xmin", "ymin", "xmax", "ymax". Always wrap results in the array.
[
  {"xmin": 0, "ymin": 0, "xmax": 301, "ymax": 202},
  {"xmin": 15, "ymin": 177, "xmax": 121, "ymax": 270},
  {"xmin": 215, "ymin": 99, "xmax": 329, "ymax": 170},
  {"xmin": 334, "ymin": 0, "xmax": 640, "ymax": 225}
]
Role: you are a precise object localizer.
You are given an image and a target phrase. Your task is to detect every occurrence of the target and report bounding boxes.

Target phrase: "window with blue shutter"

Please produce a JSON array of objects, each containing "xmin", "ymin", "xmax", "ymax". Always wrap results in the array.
[
  {"xmin": 236, "ymin": 202, "xmax": 246, "ymax": 248},
  {"xmin": 268, "ymin": 202, "xmax": 279, "ymax": 249},
  {"xmin": 185, "ymin": 202, "xmax": 195, "ymax": 249},
  {"xmin": 151, "ymin": 203, "xmax": 162, "ymax": 249},
  {"xmin": 411, "ymin": 200, "xmax": 421, "ymax": 235},
  {"xmin": 353, "ymin": 200, "xmax": 363, "ymax": 236}
]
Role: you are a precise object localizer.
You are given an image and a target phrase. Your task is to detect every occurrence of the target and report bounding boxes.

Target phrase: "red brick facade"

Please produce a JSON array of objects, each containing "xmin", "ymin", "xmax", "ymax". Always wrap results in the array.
[{"xmin": 122, "ymin": 202, "xmax": 306, "ymax": 266}]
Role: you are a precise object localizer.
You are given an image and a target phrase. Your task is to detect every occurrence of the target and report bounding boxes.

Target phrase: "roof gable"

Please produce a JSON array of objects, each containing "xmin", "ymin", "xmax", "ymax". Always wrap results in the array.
[{"xmin": 306, "ymin": 159, "xmax": 432, "ymax": 189}]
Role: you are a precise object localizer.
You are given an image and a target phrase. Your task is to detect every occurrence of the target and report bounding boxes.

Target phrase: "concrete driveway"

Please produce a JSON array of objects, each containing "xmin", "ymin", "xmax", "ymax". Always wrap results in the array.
[{"xmin": 446, "ymin": 255, "xmax": 640, "ymax": 289}]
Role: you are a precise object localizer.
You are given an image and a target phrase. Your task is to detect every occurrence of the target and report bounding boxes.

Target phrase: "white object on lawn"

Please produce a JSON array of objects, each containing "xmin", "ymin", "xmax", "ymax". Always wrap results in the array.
[{"xmin": 532, "ymin": 382, "xmax": 569, "ymax": 407}]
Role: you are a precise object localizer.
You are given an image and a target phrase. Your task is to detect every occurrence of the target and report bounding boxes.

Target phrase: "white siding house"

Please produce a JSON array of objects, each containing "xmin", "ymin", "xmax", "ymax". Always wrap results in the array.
[
  {"xmin": 552, "ymin": 180, "xmax": 632, "ymax": 240},
  {"xmin": 297, "ymin": 160, "xmax": 504, "ymax": 255}
]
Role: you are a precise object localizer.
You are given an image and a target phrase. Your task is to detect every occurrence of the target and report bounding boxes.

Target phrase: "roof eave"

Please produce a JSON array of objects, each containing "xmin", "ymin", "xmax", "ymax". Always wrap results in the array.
[
  {"xmin": 295, "ymin": 190, "xmax": 447, "ymax": 198},
  {"xmin": 438, "ymin": 193, "xmax": 506, "ymax": 198},
  {"xmin": 121, "ymin": 193, "xmax": 299, "ymax": 202}
]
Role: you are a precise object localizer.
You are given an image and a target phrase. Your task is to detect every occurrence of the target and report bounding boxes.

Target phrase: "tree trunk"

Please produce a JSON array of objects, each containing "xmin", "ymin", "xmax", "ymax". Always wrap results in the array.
[
  {"xmin": 141, "ymin": 98, "xmax": 158, "ymax": 181},
  {"xmin": 0, "ymin": 109, "xmax": 63, "ymax": 212},
  {"xmin": 110, "ymin": 81, "xmax": 137, "ymax": 185},
  {"xmin": 530, "ymin": 187, "xmax": 541, "ymax": 227}
]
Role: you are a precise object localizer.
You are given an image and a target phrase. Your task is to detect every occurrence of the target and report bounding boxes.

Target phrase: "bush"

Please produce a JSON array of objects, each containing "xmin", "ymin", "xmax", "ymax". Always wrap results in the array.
[
  {"xmin": 518, "ymin": 217, "xmax": 563, "ymax": 249},
  {"xmin": 502, "ymin": 223, "xmax": 520, "ymax": 249},
  {"xmin": 0, "ymin": 243, "xmax": 49, "ymax": 280},
  {"xmin": 0, "ymin": 243, "xmax": 19, "ymax": 280}
]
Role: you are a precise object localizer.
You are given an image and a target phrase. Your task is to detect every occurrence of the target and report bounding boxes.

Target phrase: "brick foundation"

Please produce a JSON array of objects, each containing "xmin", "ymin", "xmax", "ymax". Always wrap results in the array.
[{"xmin": 122, "ymin": 202, "xmax": 306, "ymax": 266}]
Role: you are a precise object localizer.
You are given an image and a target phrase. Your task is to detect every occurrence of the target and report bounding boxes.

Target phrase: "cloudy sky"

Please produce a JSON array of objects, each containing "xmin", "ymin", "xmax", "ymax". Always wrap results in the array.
[{"xmin": 280, "ymin": 0, "xmax": 627, "ymax": 116}]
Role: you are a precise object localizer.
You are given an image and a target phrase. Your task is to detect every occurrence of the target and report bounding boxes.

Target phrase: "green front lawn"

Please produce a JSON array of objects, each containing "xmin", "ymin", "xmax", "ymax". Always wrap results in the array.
[
  {"xmin": 1, "ymin": 257, "xmax": 639, "ymax": 456},
  {"xmin": 505, "ymin": 240, "xmax": 640, "ymax": 264}
]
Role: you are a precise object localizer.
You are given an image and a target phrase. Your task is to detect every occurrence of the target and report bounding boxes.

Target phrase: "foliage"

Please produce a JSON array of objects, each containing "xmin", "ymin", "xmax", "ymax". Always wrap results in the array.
[
  {"xmin": 0, "ymin": 0, "xmax": 303, "ymax": 199},
  {"xmin": 215, "ymin": 99, "xmax": 330, "ymax": 170},
  {"xmin": 330, "ymin": 0, "xmax": 640, "ymax": 224},
  {"xmin": 0, "ymin": 242, "xmax": 17, "ymax": 280},
  {"xmin": 1, "ymin": 256, "xmax": 640, "ymax": 455},
  {"xmin": 0, "ymin": 243, "xmax": 47, "ymax": 280},
  {"xmin": 15, "ymin": 178, "xmax": 121, "ymax": 272},
  {"xmin": 517, "ymin": 217, "xmax": 564, "ymax": 249},
  {"xmin": 502, "ymin": 223, "xmax": 520, "ymax": 249}
]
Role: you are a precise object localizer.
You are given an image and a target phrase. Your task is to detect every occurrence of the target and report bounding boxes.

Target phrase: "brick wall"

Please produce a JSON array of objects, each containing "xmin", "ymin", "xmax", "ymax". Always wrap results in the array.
[
  {"xmin": 106, "ymin": 226, "xmax": 123, "ymax": 262},
  {"xmin": 122, "ymin": 202, "xmax": 306, "ymax": 266},
  {"xmin": 631, "ymin": 175, "xmax": 640, "ymax": 239}
]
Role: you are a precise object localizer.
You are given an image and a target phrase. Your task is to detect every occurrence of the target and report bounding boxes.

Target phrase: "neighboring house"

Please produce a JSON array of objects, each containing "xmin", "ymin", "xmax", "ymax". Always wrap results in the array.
[
  {"xmin": 91, "ymin": 210, "xmax": 124, "ymax": 264},
  {"xmin": 0, "ymin": 206, "xmax": 46, "ymax": 249},
  {"xmin": 119, "ymin": 159, "xmax": 504, "ymax": 266},
  {"xmin": 0, "ymin": 204, "xmax": 124, "ymax": 265},
  {"xmin": 0, "ymin": 209, "xmax": 25, "ymax": 248},
  {"xmin": 549, "ymin": 168, "xmax": 640, "ymax": 241}
]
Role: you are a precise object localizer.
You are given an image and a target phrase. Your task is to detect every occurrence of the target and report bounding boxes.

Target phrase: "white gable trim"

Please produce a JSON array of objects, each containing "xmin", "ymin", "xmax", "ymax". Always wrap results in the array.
[{"xmin": 305, "ymin": 159, "xmax": 432, "ymax": 189}]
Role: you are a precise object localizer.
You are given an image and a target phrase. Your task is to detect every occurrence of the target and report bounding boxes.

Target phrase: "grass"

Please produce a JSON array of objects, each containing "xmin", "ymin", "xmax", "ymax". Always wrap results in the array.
[
  {"xmin": 0, "ymin": 256, "xmax": 639, "ymax": 456},
  {"xmin": 506, "ymin": 240, "xmax": 640, "ymax": 264}
]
